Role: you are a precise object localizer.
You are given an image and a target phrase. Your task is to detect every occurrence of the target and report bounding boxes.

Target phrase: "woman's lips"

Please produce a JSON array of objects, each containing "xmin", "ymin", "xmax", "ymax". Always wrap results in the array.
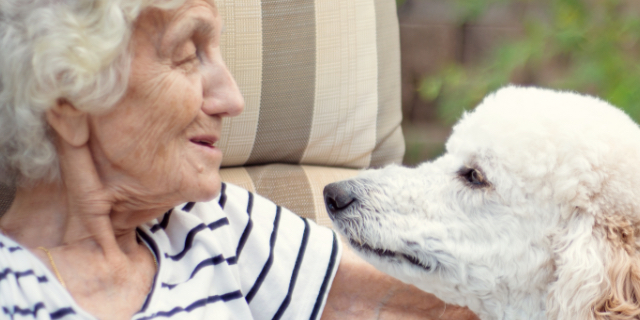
[{"xmin": 189, "ymin": 136, "xmax": 218, "ymax": 149}]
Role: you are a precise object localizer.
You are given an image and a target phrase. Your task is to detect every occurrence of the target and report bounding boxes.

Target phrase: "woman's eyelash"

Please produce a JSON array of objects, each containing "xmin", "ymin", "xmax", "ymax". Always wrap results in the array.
[
  {"xmin": 176, "ymin": 53, "xmax": 198, "ymax": 66},
  {"xmin": 175, "ymin": 43, "xmax": 203, "ymax": 67}
]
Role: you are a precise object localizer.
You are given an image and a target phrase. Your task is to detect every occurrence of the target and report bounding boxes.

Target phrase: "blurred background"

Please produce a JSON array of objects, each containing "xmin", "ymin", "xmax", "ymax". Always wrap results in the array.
[{"xmin": 398, "ymin": 0, "xmax": 640, "ymax": 165}]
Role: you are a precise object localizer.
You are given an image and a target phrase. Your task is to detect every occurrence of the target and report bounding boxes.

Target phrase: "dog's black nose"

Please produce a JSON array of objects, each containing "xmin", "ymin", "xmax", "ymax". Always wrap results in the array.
[{"xmin": 323, "ymin": 181, "xmax": 356, "ymax": 218}]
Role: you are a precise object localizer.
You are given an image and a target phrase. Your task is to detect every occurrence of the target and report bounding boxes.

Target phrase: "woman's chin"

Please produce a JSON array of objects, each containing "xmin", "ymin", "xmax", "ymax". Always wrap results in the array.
[{"xmin": 187, "ymin": 172, "xmax": 223, "ymax": 203}]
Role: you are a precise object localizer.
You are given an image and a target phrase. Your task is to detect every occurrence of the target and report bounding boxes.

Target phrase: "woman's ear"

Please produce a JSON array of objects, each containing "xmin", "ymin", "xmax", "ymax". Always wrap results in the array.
[{"xmin": 46, "ymin": 99, "xmax": 89, "ymax": 147}]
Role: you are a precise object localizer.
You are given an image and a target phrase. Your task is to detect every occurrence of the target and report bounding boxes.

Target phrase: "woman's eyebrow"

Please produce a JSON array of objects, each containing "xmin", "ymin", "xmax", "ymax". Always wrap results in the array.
[
  {"xmin": 192, "ymin": 18, "xmax": 216, "ymax": 38},
  {"xmin": 161, "ymin": 16, "xmax": 216, "ymax": 52}
]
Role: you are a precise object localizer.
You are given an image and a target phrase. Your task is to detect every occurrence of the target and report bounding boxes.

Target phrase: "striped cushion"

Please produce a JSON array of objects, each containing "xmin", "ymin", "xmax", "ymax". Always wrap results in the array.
[
  {"xmin": 216, "ymin": 0, "xmax": 404, "ymax": 168},
  {"xmin": 220, "ymin": 164, "xmax": 360, "ymax": 228}
]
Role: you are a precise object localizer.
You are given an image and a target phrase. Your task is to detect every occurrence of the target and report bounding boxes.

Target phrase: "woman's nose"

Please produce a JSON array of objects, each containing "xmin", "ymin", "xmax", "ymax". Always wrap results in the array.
[{"xmin": 201, "ymin": 56, "xmax": 245, "ymax": 118}]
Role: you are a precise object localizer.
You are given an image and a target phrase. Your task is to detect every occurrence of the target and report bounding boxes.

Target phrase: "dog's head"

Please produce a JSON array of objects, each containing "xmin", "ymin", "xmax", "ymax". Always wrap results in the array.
[{"xmin": 325, "ymin": 86, "xmax": 640, "ymax": 320}]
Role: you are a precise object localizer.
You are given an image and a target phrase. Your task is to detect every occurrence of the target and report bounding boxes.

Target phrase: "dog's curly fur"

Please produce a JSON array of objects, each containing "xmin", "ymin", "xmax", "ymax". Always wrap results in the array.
[{"xmin": 326, "ymin": 86, "xmax": 640, "ymax": 320}]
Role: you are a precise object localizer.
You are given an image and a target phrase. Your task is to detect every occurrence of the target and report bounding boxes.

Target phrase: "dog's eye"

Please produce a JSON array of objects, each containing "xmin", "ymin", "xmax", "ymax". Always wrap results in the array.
[{"xmin": 459, "ymin": 167, "xmax": 488, "ymax": 187}]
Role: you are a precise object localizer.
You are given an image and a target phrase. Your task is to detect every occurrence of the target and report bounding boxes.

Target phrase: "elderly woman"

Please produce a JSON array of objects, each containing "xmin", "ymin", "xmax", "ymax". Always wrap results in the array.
[{"xmin": 0, "ymin": 0, "xmax": 477, "ymax": 319}]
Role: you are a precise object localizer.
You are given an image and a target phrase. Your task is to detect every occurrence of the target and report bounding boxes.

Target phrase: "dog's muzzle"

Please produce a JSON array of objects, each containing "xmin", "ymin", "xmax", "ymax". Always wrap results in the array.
[
  {"xmin": 323, "ymin": 180, "xmax": 436, "ymax": 272},
  {"xmin": 323, "ymin": 181, "xmax": 356, "ymax": 219}
]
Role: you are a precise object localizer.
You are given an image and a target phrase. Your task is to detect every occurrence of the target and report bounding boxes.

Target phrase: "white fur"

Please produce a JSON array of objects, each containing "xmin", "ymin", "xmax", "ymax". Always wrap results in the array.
[{"xmin": 330, "ymin": 86, "xmax": 640, "ymax": 320}]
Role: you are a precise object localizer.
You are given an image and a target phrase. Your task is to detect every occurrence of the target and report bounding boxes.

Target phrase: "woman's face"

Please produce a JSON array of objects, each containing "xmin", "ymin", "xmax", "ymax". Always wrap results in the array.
[{"xmin": 88, "ymin": 0, "xmax": 243, "ymax": 210}]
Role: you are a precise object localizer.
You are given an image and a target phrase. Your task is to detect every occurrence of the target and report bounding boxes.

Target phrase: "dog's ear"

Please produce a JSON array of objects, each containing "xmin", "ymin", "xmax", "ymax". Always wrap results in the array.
[
  {"xmin": 547, "ymin": 208, "xmax": 640, "ymax": 320},
  {"xmin": 590, "ymin": 215, "xmax": 640, "ymax": 319}
]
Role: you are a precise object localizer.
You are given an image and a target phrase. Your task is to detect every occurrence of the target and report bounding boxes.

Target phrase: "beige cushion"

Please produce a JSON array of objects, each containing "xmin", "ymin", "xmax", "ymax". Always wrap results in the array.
[
  {"xmin": 221, "ymin": 164, "xmax": 359, "ymax": 228},
  {"xmin": 216, "ymin": 0, "xmax": 404, "ymax": 169},
  {"xmin": 216, "ymin": 0, "xmax": 403, "ymax": 226}
]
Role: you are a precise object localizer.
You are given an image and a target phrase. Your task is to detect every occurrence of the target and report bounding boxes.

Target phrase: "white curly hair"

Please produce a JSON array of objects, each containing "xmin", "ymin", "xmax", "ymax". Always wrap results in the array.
[
  {"xmin": 326, "ymin": 86, "xmax": 640, "ymax": 319},
  {"xmin": 0, "ymin": 0, "xmax": 189, "ymax": 186}
]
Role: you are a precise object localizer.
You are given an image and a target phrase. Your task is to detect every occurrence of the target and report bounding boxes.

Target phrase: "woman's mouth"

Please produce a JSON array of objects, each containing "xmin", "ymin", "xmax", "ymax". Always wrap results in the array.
[{"xmin": 189, "ymin": 136, "xmax": 217, "ymax": 149}]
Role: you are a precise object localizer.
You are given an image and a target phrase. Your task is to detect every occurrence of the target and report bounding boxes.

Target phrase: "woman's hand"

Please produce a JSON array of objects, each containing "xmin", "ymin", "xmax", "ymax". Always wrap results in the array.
[{"xmin": 322, "ymin": 246, "xmax": 479, "ymax": 320}]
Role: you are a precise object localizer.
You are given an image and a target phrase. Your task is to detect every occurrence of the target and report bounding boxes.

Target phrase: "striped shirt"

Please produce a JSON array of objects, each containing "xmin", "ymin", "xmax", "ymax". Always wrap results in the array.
[{"xmin": 0, "ymin": 183, "xmax": 342, "ymax": 319}]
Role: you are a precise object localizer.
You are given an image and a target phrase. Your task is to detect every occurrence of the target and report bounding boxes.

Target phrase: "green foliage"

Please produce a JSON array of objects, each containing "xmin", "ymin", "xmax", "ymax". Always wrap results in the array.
[{"xmin": 419, "ymin": 0, "xmax": 640, "ymax": 124}]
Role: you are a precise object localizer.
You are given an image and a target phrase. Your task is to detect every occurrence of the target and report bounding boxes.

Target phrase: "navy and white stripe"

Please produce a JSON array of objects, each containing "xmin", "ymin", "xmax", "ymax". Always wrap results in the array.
[{"xmin": 0, "ymin": 183, "xmax": 342, "ymax": 320}]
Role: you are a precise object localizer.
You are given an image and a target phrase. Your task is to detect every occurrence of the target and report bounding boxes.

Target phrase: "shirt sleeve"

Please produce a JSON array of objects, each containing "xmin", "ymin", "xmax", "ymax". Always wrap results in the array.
[{"xmin": 220, "ymin": 183, "xmax": 342, "ymax": 320}]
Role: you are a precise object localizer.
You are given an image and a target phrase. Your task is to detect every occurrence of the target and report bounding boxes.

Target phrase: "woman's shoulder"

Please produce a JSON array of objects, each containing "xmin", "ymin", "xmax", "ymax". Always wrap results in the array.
[
  {"xmin": 132, "ymin": 184, "xmax": 259, "ymax": 319},
  {"xmin": 135, "ymin": 183, "xmax": 342, "ymax": 320},
  {"xmin": 0, "ymin": 235, "xmax": 93, "ymax": 319}
]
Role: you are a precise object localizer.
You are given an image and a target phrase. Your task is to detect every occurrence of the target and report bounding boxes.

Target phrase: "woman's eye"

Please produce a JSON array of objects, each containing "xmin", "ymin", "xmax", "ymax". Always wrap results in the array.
[
  {"xmin": 173, "ymin": 41, "xmax": 200, "ymax": 68},
  {"xmin": 176, "ymin": 52, "xmax": 198, "ymax": 65}
]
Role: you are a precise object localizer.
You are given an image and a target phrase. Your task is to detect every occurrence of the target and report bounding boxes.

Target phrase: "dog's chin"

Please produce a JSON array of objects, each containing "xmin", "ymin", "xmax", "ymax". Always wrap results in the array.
[
  {"xmin": 331, "ymin": 217, "xmax": 438, "ymax": 273},
  {"xmin": 347, "ymin": 238, "xmax": 435, "ymax": 272}
]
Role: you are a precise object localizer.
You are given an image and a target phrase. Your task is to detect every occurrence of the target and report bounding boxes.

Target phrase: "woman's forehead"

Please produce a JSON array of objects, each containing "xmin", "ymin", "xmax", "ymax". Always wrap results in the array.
[
  {"xmin": 140, "ymin": 0, "xmax": 219, "ymax": 27},
  {"xmin": 135, "ymin": 0, "xmax": 220, "ymax": 47}
]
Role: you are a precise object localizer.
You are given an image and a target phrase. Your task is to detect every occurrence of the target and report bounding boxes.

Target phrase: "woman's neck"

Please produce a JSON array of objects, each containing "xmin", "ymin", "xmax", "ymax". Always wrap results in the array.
[
  {"xmin": 0, "ymin": 181, "xmax": 138, "ymax": 255},
  {"xmin": 0, "ymin": 181, "xmax": 160, "ymax": 319},
  {"xmin": 1, "ymin": 182, "xmax": 67, "ymax": 247}
]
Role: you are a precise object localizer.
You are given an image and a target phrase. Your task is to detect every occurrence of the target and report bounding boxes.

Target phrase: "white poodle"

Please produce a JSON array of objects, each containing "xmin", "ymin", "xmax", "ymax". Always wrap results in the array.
[{"xmin": 324, "ymin": 86, "xmax": 640, "ymax": 320}]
